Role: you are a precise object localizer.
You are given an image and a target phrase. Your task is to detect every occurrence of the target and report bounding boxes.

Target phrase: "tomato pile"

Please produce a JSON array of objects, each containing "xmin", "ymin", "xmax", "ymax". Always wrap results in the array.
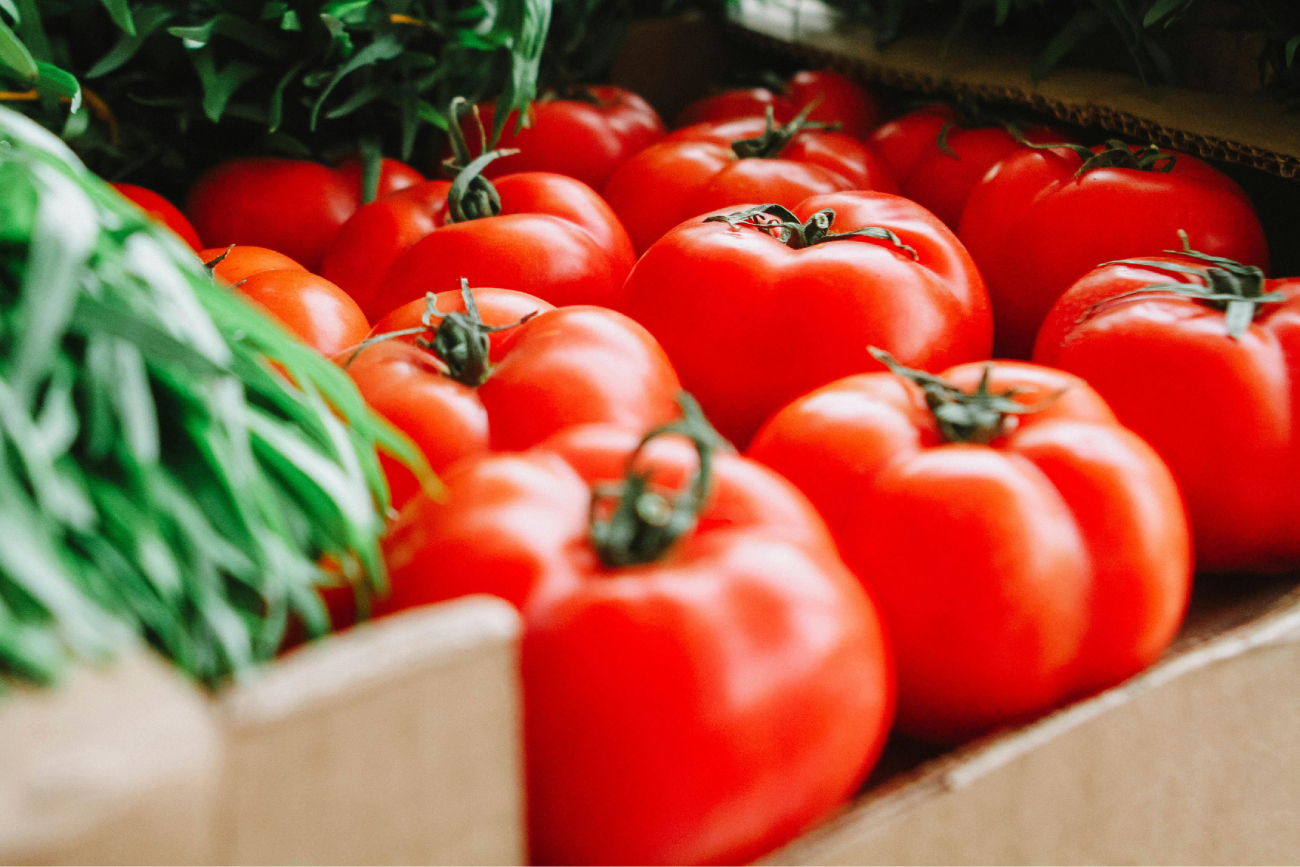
[{"xmin": 112, "ymin": 70, "xmax": 1294, "ymax": 866}]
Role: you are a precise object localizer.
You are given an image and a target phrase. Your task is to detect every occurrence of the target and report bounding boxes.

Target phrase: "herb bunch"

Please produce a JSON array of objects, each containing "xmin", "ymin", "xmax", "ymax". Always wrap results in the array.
[{"xmin": 0, "ymin": 106, "xmax": 421, "ymax": 690}]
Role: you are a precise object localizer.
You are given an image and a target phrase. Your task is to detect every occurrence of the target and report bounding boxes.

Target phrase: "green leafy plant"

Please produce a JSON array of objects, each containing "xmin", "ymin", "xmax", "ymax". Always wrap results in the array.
[{"xmin": 0, "ymin": 105, "xmax": 425, "ymax": 691}]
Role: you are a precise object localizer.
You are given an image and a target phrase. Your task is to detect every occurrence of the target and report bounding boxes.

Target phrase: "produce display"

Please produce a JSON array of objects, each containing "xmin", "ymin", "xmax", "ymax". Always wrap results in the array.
[{"xmin": 2, "ymin": 0, "xmax": 1298, "ymax": 860}]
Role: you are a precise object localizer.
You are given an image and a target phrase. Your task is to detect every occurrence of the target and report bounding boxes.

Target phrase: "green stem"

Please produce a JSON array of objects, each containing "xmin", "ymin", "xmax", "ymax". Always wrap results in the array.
[
  {"xmin": 705, "ymin": 204, "xmax": 918, "ymax": 259},
  {"xmin": 442, "ymin": 96, "xmax": 519, "ymax": 223},
  {"xmin": 730, "ymin": 99, "xmax": 839, "ymax": 160},
  {"xmin": 1016, "ymin": 135, "xmax": 1176, "ymax": 178}
]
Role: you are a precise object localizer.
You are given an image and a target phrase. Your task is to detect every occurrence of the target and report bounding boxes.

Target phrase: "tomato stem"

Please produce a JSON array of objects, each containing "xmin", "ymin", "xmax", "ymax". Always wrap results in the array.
[
  {"xmin": 730, "ymin": 99, "xmax": 839, "ymax": 160},
  {"xmin": 588, "ymin": 393, "xmax": 729, "ymax": 568},
  {"xmin": 870, "ymin": 349, "xmax": 1064, "ymax": 444},
  {"xmin": 705, "ymin": 204, "xmax": 918, "ymax": 258},
  {"xmin": 1094, "ymin": 231, "xmax": 1284, "ymax": 339},
  {"xmin": 1016, "ymin": 134, "xmax": 1176, "ymax": 178},
  {"xmin": 442, "ymin": 97, "xmax": 520, "ymax": 223}
]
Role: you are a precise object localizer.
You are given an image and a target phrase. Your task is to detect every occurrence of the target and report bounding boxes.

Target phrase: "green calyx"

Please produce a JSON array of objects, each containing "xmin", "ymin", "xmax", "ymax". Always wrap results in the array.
[
  {"xmin": 705, "ymin": 204, "xmax": 919, "ymax": 258},
  {"xmin": 870, "ymin": 348, "xmax": 1063, "ymax": 445},
  {"xmin": 442, "ymin": 97, "xmax": 519, "ymax": 223},
  {"xmin": 1018, "ymin": 136, "xmax": 1176, "ymax": 178},
  {"xmin": 731, "ymin": 100, "xmax": 839, "ymax": 160},
  {"xmin": 1099, "ymin": 231, "xmax": 1285, "ymax": 339},
  {"xmin": 588, "ymin": 393, "xmax": 730, "ymax": 569},
  {"xmin": 343, "ymin": 278, "xmax": 538, "ymax": 387}
]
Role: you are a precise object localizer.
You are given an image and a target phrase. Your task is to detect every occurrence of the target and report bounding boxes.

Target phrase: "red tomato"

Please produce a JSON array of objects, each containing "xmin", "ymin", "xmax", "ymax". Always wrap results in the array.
[
  {"xmin": 666, "ymin": 117, "xmax": 898, "ymax": 194},
  {"xmin": 320, "ymin": 172, "xmax": 635, "ymax": 322},
  {"xmin": 381, "ymin": 403, "xmax": 894, "ymax": 865},
  {"xmin": 113, "ymin": 183, "xmax": 202, "ymax": 250},
  {"xmin": 621, "ymin": 191, "xmax": 993, "ymax": 446},
  {"xmin": 1033, "ymin": 247, "xmax": 1300, "ymax": 575},
  {"xmin": 348, "ymin": 285, "xmax": 678, "ymax": 508},
  {"xmin": 200, "ymin": 245, "xmax": 305, "ymax": 286},
  {"xmin": 958, "ymin": 140, "xmax": 1270, "ymax": 358},
  {"xmin": 867, "ymin": 104, "xmax": 960, "ymax": 178},
  {"xmin": 749, "ymin": 355, "xmax": 1190, "ymax": 742},
  {"xmin": 606, "ymin": 110, "xmax": 897, "ymax": 254},
  {"xmin": 462, "ymin": 86, "xmax": 665, "ymax": 191},
  {"xmin": 185, "ymin": 155, "xmax": 422, "ymax": 270},
  {"xmin": 675, "ymin": 70, "xmax": 884, "ymax": 138},
  {"xmin": 237, "ymin": 269, "xmax": 370, "ymax": 356}
]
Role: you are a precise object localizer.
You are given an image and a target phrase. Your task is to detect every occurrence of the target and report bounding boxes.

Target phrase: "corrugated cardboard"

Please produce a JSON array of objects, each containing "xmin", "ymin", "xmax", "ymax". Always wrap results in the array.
[{"xmin": 725, "ymin": 0, "xmax": 1300, "ymax": 178}]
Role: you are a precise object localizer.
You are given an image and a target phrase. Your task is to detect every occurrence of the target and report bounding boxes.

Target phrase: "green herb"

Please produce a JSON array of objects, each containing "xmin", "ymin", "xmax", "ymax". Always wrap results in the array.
[{"xmin": 0, "ymin": 105, "xmax": 426, "ymax": 691}]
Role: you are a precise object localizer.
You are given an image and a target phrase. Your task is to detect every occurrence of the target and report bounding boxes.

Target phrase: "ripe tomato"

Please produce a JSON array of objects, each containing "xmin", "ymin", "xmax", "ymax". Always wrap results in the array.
[
  {"xmin": 749, "ymin": 354, "xmax": 1191, "ymax": 742},
  {"xmin": 958, "ymin": 140, "xmax": 1270, "ymax": 358},
  {"xmin": 381, "ymin": 401, "xmax": 894, "ymax": 865},
  {"xmin": 621, "ymin": 191, "xmax": 993, "ymax": 446},
  {"xmin": 864, "ymin": 106, "xmax": 1076, "ymax": 229},
  {"xmin": 1033, "ymin": 244, "xmax": 1300, "ymax": 575},
  {"xmin": 606, "ymin": 109, "xmax": 897, "ymax": 254},
  {"xmin": 237, "ymin": 269, "xmax": 369, "ymax": 357},
  {"xmin": 675, "ymin": 70, "xmax": 884, "ymax": 138},
  {"xmin": 347, "ymin": 283, "xmax": 678, "ymax": 508},
  {"xmin": 113, "ymin": 183, "xmax": 202, "ymax": 250},
  {"xmin": 461, "ymin": 86, "xmax": 665, "ymax": 191},
  {"xmin": 200, "ymin": 245, "xmax": 304, "ymax": 286},
  {"xmin": 320, "ymin": 134, "xmax": 635, "ymax": 322},
  {"xmin": 185, "ymin": 155, "xmax": 422, "ymax": 270}
]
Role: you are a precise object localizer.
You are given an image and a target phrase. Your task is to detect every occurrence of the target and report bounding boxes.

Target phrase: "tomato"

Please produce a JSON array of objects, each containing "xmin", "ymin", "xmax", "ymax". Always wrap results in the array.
[
  {"xmin": 1033, "ymin": 245, "xmax": 1300, "ymax": 575},
  {"xmin": 461, "ymin": 86, "xmax": 665, "ymax": 191},
  {"xmin": 320, "ymin": 118, "xmax": 635, "ymax": 322},
  {"xmin": 200, "ymin": 245, "xmax": 305, "ymax": 286},
  {"xmin": 666, "ymin": 117, "xmax": 898, "ymax": 194},
  {"xmin": 606, "ymin": 110, "xmax": 897, "ymax": 254},
  {"xmin": 675, "ymin": 70, "xmax": 884, "ymax": 138},
  {"xmin": 749, "ymin": 354, "xmax": 1191, "ymax": 742},
  {"xmin": 621, "ymin": 191, "xmax": 993, "ymax": 447},
  {"xmin": 185, "ymin": 155, "xmax": 422, "ymax": 270},
  {"xmin": 113, "ymin": 183, "xmax": 202, "ymax": 250},
  {"xmin": 864, "ymin": 106, "xmax": 1076, "ymax": 229},
  {"xmin": 958, "ymin": 140, "xmax": 1270, "ymax": 358},
  {"xmin": 348, "ymin": 283, "xmax": 678, "ymax": 508},
  {"xmin": 381, "ymin": 401, "xmax": 894, "ymax": 865},
  {"xmin": 237, "ymin": 269, "xmax": 369, "ymax": 357}
]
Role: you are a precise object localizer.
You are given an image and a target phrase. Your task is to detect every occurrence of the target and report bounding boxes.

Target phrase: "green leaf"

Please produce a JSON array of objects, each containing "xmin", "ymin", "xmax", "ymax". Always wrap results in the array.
[
  {"xmin": 490, "ymin": 0, "xmax": 552, "ymax": 144},
  {"xmin": 190, "ymin": 48, "xmax": 260, "ymax": 123},
  {"xmin": 168, "ymin": 14, "xmax": 287, "ymax": 57},
  {"xmin": 0, "ymin": 0, "xmax": 19, "ymax": 26},
  {"xmin": 97, "ymin": 0, "xmax": 135, "ymax": 36},
  {"xmin": 309, "ymin": 32, "xmax": 404, "ymax": 130},
  {"xmin": 0, "ymin": 18, "xmax": 37, "ymax": 79},
  {"xmin": 323, "ymin": 77, "xmax": 386, "ymax": 120},
  {"xmin": 1032, "ymin": 7, "xmax": 1105, "ymax": 82},
  {"xmin": 1287, "ymin": 34, "xmax": 1300, "ymax": 68},
  {"xmin": 86, "ymin": 6, "xmax": 175, "ymax": 79},
  {"xmin": 280, "ymin": 10, "xmax": 300, "ymax": 31},
  {"xmin": 267, "ymin": 58, "xmax": 306, "ymax": 132},
  {"xmin": 1142, "ymin": 0, "xmax": 1188, "ymax": 28},
  {"xmin": 35, "ymin": 61, "xmax": 79, "ymax": 109}
]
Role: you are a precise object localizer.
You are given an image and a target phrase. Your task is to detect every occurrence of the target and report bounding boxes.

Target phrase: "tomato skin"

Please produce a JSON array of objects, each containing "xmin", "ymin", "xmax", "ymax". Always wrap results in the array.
[
  {"xmin": 466, "ymin": 86, "xmax": 665, "ymax": 191},
  {"xmin": 236, "ymin": 269, "xmax": 370, "ymax": 357},
  {"xmin": 621, "ymin": 190, "xmax": 993, "ymax": 447},
  {"xmin": 866, "ymin": 104, "xmax": 960, "ymax": 178},
  {"xmin": 605, "ymin": 137, "xmax": 859, "ymax": 256},
  {"xmin": 674, "ymin": 71, "xmax": 884, "ymax": 138},
  {"xmin": 675, "ymin": 87, "xmax": 796, "ymax": 128},
  {"xmin": 185, "ymin": 156, "xmax": 422, "ymax": 270},
  {"xmin": 666, "ymin": 117, "xmax": 899, "ymax": 194},
  {"xmin": 200, "ymin": 245, "xmax": 305, "ymax": 286},
  {"xmin": 350, "ymin": 289, "xmax": 678, "ymax": 507},
  {"xmin": 1033, "ymin": 257, "xmax": 1300, "ymax": 575},
  {"xmin": 321, "ymin": 173, "xmax": 634, "ymax": 321},
  {"xmin": 381, "ymin": 424, "xmax": 894, "ymax": 865},
  {"xmin": 113, "ymin": 183, "xmax": 203, "ymax": 250},
  {"xmin": 749, "ymin": 362, "xmax": 1191, "ymax": 742},
  {"xmin": 958, "ymin": 144, "xmax": 1270, "ymax": 358}
]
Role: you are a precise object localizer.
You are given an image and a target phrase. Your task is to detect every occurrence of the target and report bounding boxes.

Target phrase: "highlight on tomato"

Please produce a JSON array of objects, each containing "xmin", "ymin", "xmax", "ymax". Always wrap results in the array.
[
  {"xmin": 748, "ymin": 352, "xmax": 1191, "ymax": 743},
  {"xmin": 203, "ymin": 245, "xmax": 368, "ymax": 357},
  {"xmin": 606, "ymin": 104, "xmax": 898, "ymax": 254},
  {"xmin": 320, "ymin": 98, "xmax": 635, "ymax": 323},
  {"xmin": 675, "ymin": 69, "xmax": 885, "ymax": 139},
  {"xmin": 185, "ymin": 154, "xmax": 423, "ymax": 270},
  {"xmin": 345, "ymin": 280, "xmax": 680, "ymax": 508},
  {"xmin": 380, "ymin": 397, "xmax": 894, "ymax": 865},
  {"xmin": 620, "ymin": 191, "xmax": 993, "ymax": 447},
  {"xmin": 1033, "ymin": 236, "xmax": 1300, "ymax": 576},
  {"xmin": 112, "ymin": 183, "xmax": 202, "ymax": 250},
  {"xmin": 958, "ymin": 138, "xmax": 1270, "ymax": 358},
  {"xmin": 459, "ymin": 86, "xmax": 665, "ymax": 191}
]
